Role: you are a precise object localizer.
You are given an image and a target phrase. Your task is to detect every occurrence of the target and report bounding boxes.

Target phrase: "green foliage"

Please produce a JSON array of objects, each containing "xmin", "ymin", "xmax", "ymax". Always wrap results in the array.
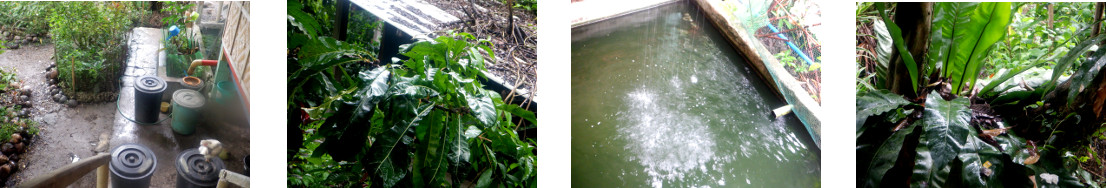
[
  {"xmin": 856, "ymin": 89, "xmax": 912, "ymax": 130},
  {"xmin": 509, "ymin": 0, "xmax": 536, "ymax": 14},
  {"xmin": 856, "ymin": 91, "xmax": 1072, "ymax": 187},
  {"xmin": 860, "ymin": 2, "xmax": 1106, "ymax": 187},
  {"xmin": 288, "ymin": 2, "xmax": 534, "ymax": 187},
  {"xmin": 159, "ymin": 1, "xmax": 196, "ymax": 28},
  {"xmin": 49, "ymin": 2, "xmax": 132, "ymax": 93},
  {"xmin": 0, "ymin": 2, "xmax": 52, "ymax": 36},
  {"xmin": 876, "ymin": 2, "xmax": 921, "ymax": 93},
  {"xmin": 928, "ymin": 2, "xmax": 1016, "ymax": 94},
  {"xmin": 989, "ymin": 3, "xmax": 1095, "ymax": 74},
  {"xmin": 346, "ymin": 10, "xmax": 382, "ymax": 49}
]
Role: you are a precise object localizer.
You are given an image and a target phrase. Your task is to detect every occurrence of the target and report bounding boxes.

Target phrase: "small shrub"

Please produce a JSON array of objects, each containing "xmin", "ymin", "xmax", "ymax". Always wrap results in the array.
[
  {"xmin": 49, "ymin": 2, "xmax": 132, "ymax": 94},
  {"xmin": 0, "ymin": 2, "xmax": 51, "ymax": 36}
]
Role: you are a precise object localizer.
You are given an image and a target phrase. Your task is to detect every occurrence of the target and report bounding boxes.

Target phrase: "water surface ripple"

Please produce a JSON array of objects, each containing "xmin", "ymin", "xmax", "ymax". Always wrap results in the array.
[{"xmin": 571, "ymin": 2, "xmax": 820, "ymax": 187}]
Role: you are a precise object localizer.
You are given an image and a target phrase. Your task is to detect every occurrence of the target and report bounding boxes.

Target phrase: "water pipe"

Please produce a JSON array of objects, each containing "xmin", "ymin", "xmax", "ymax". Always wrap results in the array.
[
  {"xmin": 772, "ymin": 104, "xmax": 793, "ymax": 118},
  {"xmin": 188, "ymin": 59, "xmax": 218, "ymax": 75},
  {"xmin": 765, "ymin": 20, "xmax": 814, "ymax": 65}
]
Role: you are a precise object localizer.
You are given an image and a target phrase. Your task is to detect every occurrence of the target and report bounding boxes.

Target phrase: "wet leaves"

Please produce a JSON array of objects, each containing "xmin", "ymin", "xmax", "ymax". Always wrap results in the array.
[
  {"xmin": 289, "ymin": 31, "xmax": 536, "ymax": 187},
  {"xmin": 857, "ymin": 89, "xmax": 913, "ymax": 130}
]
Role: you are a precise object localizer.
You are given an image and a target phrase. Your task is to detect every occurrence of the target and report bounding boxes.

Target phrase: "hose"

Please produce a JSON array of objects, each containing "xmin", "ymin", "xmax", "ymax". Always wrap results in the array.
[{"xmin": 765, "ymin": 20, "xmax": 815, "ymax": 65}]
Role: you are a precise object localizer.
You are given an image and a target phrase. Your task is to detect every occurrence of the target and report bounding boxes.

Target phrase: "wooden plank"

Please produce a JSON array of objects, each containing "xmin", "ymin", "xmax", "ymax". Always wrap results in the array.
[{"xmin": 16, "ymin": 153, "xmax": 111, "ymax": 188}]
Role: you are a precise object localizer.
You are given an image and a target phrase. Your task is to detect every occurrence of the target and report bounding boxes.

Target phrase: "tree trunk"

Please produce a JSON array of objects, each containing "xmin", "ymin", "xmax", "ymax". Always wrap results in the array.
[
  {"xmin": 507, "ymin": 0, "xmax": 516, "ymax": 42},
  {"xmin": 1095, "ymin": 3, "xmax": 1105, "ymax": 46},
  {"xmin": 888, "ymin": 2, "xmax": 933, "ymax": 99}
]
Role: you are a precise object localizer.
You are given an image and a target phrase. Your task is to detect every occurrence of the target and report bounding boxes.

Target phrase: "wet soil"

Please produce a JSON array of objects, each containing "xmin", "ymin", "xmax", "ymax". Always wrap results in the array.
[
  {"xmin": 427, "ymin": 0, "xmax": 537, "ymax": 98},
  {"xmin": 0, "ymin": 44, "xmax": 115, "ymax": 187}
]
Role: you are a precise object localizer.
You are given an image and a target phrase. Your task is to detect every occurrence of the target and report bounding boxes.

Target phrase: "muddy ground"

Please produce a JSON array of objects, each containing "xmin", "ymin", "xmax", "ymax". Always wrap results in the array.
[
  {"xmin": 428, "ymin": 0, "xmax": 538, "ymax": 98},
  {"xmin": 0, "ymin": 44, "xmax": 115, "ymax": 187}
]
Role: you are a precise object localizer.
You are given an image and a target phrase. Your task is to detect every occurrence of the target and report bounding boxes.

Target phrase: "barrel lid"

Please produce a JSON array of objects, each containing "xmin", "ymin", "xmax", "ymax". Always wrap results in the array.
[
  {"xmin": 172, "ymin": 89, "xmax": 205, "ymax": 109},
  {"xmin": 176, "ymin": 148, "xmax": 225, "ymax": 186},
  {"xmin": 109, "ymin": 144, "xmax": 157, "ymax": 178},
  {"xmin": 134, "ymin": 76, "xmax": 166, "ymax": 93}
]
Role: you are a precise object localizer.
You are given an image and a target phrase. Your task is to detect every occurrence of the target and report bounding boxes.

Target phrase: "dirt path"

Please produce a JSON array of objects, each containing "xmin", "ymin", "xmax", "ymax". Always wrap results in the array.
[{"xmin": 0, "ymin": 44, "xmax": 116, "ymax": 187}]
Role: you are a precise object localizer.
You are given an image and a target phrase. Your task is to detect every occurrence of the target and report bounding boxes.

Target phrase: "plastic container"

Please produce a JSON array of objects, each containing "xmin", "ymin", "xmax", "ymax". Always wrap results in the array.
[
  {"xmin": 215, "ymin": 81, "xmax": 236, "ymax": 104},
  {"xmin": 109, "ymin": 144, "xmax": 157, "ymax": 188},
  {"xmin": 172, "ymin": 89, "xmax": 205, "ymax": 135},
  {"xmin": 133, "ymin": 76, "xmax": 166, "ymax": 124},
  {"xmin": 182, "ymin": 76, "xmax": 204, "ymax": 92},
  {"xmin": 175, "ymin": 148, "xmax": 225, "ymax": 188}
]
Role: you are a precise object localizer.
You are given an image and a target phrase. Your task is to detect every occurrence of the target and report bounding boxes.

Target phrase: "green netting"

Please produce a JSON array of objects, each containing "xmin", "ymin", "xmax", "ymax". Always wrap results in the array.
[{"xmin": 706, "ymin": 0, "xmax": 822, "ymax": 148}]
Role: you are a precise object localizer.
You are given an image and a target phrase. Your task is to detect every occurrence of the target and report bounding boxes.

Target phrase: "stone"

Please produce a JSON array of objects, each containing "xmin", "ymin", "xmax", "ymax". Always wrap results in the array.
[
  {"xmin": 20, "ymin": 85, "xmax": 31, "ymax": 97},
  {"xmin": 53, "ymin": 93, "xmax": 65, "ymax": 103},
  {"xmin": 1, "ymin": 143, "xmax": 13, "ymax": 154},
  {"xmin": 13, "ymin": 143, "xmax": 23, "ymax": 153},
  {"xmin": 67, "ymin": 99, "xmax": 77, "ymax": 107},
  {"xmin": 46, "ymin": 69, "xmax": 57, "ymax": 80}
]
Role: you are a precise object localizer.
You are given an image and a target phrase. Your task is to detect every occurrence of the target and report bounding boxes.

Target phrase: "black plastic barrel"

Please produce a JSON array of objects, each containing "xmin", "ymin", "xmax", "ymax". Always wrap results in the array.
[
  {"xmin": 176, "ymin": 148, "xmax": 225, "ymax": 188},
  {"xmin": 134, "ymin": 75, "xmax": 166, "ymax": 124},
  {"xmin": 110, "ymin": 144, "xmax": 157, "ymax": 188}
]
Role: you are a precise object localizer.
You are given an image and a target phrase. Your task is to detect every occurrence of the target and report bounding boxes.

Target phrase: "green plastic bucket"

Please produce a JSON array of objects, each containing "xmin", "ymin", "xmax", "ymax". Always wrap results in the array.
[
  {"xmin": 171, "ymin": 89, "xmax": 205, "ymax": 135},
  {"xmin": 215, "ymin": 81, "xmax": 236, "ymax": 104}
]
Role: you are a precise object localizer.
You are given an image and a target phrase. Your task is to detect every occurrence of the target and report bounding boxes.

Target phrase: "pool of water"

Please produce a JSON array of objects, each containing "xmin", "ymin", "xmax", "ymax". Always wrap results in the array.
[{"xmin": 570, "ymin": 2, "xmax": 820, "ymax": 187}]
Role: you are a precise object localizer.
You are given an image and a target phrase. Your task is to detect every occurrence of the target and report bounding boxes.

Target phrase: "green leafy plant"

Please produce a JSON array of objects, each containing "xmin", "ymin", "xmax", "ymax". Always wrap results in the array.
[
  {"xmin": 159, "ymin": 1, "xmax": 195, "ymax": 28},
  {"xmin": 509, "ymin": 0, "xmax": 536, "ymax": 14},
  {"xmin": 287, "ymin": 1, "xmax": 536, "ymax": 186},
  {"xmin": 49, "ymin": 1, "xmax": 131, "ymax": 94},
  {"xmin": 0, "ymin": 2, "xmax": 52, "ymax": 36},
  {"xmin": 927, "ymin": 2, "xmax": 1016, "ymax": 94}
]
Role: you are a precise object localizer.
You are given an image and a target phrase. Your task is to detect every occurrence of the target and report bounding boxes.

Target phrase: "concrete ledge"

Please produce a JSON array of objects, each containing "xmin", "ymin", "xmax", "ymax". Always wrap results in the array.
[
  {"xmin": 570, "ymin": 0, "xmax": 680, "ymax": 28},
  {"xmin": 693, "ymin": 0, "xmax": 821, "ymax": 148}
]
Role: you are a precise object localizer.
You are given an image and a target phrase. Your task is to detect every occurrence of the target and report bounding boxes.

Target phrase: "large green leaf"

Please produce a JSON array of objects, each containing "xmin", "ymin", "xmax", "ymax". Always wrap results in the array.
[
  {"xmin": 466, "ymin": 89, "xmax": 498, "ymax": 128},
  {"xmin": 1051, "ymin": 35, "xmax": 1106, "ymax": 88},
  {"xmin": 873, "ymin": 20, "xmax": 893, "ymax": 84},
  {"xmin": 929, "ymin": 2, "xmax": 1015, "ymax": 93},
  {"xmin": 914, "ymin": 92, "xmax": 974, "ymax": 185},
  {"xmin": 1066, "ymin": 46, "xmax": 1106, "ymax": 104},
  {"xmin": 856, "ymin": 89, "xmax": 912, "ymax": 130},
  {"xmin": 413, "ymin": 110, "xmax": 448, "ymax": 187},
  {"xmin": 912, "ymin": 135, "xmax": 951, "ymax": 187},
  {"xmin": 367, "ymin": 103, "xmax": 435, "ymax": 187},
  {"xmin": 449, "ymin": 115, "xmax": 472, "ymax": 165},
  {"xmin": 877, "ymin": 2, "xmax": 921, "ymax": 93},
  {"xmin": 866, "ymin": 121, "xmax": 920, "ymax": 186},
  {"xmin": 928, "ymin": 2, "xmax": 978, "ymax": 78},
  {"xmin": 500, "ymin": 104, "xmax": 536, "ymax": 125},
  {"xmin": 286, "ymin": 0, "xmax": 321, "ymax": 38}
]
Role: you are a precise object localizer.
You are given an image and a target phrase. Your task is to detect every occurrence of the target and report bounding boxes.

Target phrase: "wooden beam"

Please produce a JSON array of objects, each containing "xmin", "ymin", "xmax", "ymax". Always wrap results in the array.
[{"xmin": 16, "ymin": 153, "xmax": 111, "ymax": 188}]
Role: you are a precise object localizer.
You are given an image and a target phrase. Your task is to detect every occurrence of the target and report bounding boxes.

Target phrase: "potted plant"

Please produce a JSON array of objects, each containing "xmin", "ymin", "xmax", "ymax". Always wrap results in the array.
[{"xmin": 161, "ymin": 2, "xmax": 203, "ymax": 78}]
